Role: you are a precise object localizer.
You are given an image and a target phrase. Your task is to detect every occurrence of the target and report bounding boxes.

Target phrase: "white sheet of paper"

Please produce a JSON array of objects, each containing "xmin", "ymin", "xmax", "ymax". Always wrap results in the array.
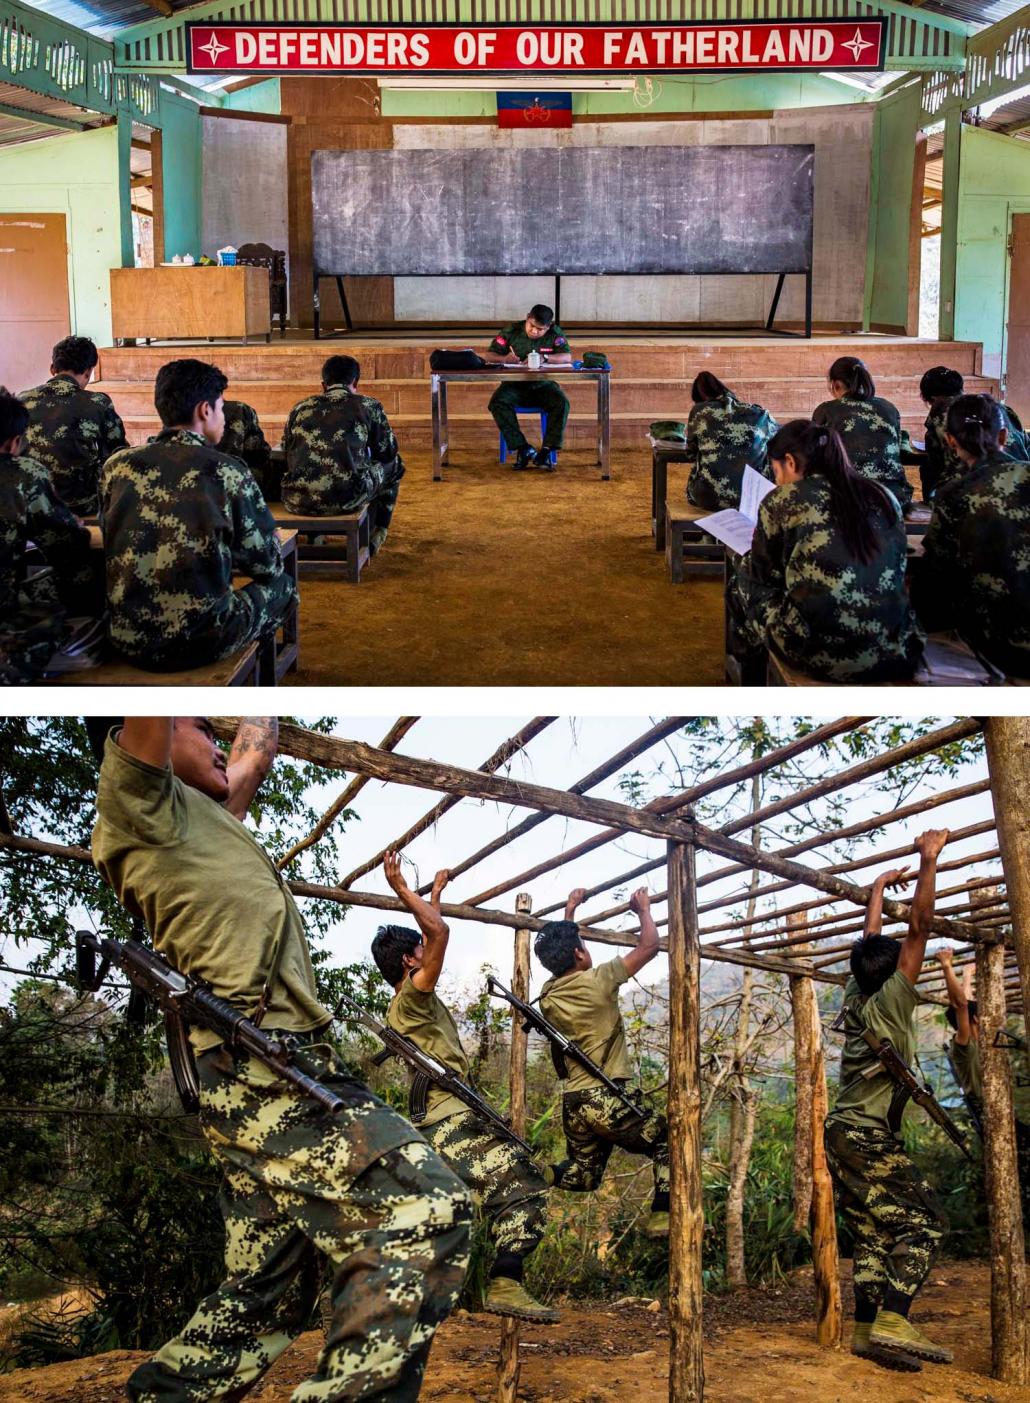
[
  {"xmin": 695, "ymin": 508, "xmax": 756, "ymax": 556},
  {"xmin": 739, "ymin": 465, "xmax": 776, "ymax": 524}
]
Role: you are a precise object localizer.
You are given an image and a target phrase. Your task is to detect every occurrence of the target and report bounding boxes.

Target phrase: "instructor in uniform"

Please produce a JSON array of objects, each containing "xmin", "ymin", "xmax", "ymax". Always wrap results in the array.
[{"xmin": 486, "ymin": 304, "xmax": 571, "ymax": 471}]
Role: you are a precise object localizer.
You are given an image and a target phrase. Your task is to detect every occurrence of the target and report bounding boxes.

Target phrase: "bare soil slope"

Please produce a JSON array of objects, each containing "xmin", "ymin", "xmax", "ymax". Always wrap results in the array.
[{"xmin": 1, "ymin": 1260, "xmax": 1019, "ymax": 1403}]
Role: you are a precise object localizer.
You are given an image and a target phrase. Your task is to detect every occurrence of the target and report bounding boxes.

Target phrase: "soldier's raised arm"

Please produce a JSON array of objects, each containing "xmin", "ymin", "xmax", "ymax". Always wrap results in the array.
[
  {"xmin": 898, "ymin": 829, "xmax": 950, "ymax": 983},
  {"xmin": 117, "ymin": 718, "xmax": 174, "ymax": 771},
  {"xmin": 225, "ymin": 717, "xmax": 279, "ymax": 820},
  {"xmin": 384, "ymin": 852, "xmax": 451, "ymax": 991}
]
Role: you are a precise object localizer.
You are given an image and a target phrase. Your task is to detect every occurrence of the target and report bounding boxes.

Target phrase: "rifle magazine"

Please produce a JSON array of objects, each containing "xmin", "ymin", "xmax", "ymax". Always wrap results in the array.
[{"xmin": 409, "ymin": 1072, "xmax": 431, "ymax": 1124}]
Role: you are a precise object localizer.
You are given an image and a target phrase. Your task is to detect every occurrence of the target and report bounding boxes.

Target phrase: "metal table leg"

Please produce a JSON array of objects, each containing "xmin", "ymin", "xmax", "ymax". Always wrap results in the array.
[
  {"xmin": 655, "ymin": 453, "xmax": 668, "ymax": 552},
  {"xmin": 599, "ymin": 373, "xmax": 611, "ymax": 481},
  {"xmin": 431, "ymin": 374, "xmax": 444, "ymax": 481},
  {"xmin": 440, "ymin": 380, "xmax": 450, "ymax": 466}
]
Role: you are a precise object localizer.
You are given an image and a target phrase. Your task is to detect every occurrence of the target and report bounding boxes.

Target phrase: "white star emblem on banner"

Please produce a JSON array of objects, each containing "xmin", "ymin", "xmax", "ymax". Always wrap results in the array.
[
  {"xmin": 842, "ymin": 28, "xmax": 874, "ymax": 62},
  {"xmin": 198, "ymin": 33, "xmax": 229, "ymax": 64}
]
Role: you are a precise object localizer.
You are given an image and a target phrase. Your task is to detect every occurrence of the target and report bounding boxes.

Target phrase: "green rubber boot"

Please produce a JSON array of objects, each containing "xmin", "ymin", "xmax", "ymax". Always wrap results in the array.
[
  {"xmin": 869, "ymin": 1310, "xmax": 953, "ymax": 1364},
  {"xmin": 644, "ymin": 1210, "xmax": 670, "ymax": 1239},
  {"xmin": 851, "ymin": 1320, "xmax": 922, "ymax": 1372},
  {"xmin": 484, "ymin": 1277, "xmax": 560, "ymax": 1324}
]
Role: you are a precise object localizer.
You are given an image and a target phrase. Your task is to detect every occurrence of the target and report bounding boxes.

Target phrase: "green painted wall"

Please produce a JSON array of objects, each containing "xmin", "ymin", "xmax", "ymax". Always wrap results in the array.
[
  {"xmin": 864, "ymin": 81, "xmax": 920, "ymax": 332},
  {"xmin": 160, "ymin": 91, "xmax": 203, "ymax": 259},
  {"xmin": 381, "ymin": 71, "xmax": 873, "ymax": 118},
  {"xmin": 223, "ymin": 79, "xmax": 282, "ymax": 113},
  {"xmin": 955, "ymin": 124, "xmax": 1030, "ymax": 379},
  {"xmin": 0, "ymin": 124, "xmax": 123, "ymax": 345}
]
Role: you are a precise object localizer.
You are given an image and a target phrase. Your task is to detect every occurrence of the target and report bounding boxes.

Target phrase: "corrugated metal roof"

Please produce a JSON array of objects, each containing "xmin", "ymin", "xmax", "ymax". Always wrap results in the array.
[
  {"xmin": 0, "ymin": 78, "xmax": 111, "ymax": 146},
  {"xmin": 18, "ymin": 0, "xmax": 198, "ymax": 41}
]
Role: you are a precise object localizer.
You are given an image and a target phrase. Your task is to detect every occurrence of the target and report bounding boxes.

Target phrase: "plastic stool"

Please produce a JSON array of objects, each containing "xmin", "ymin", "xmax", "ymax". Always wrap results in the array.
[{"xmin": 499, "ymin": 408, "xmax": 557, "ymax": 465}]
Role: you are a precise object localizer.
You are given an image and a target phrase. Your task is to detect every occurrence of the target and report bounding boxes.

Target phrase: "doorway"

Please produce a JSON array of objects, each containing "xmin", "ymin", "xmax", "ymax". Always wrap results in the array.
[{"xmin": 0, "ymin": 213, "xmax": 70, "ymax": 392}]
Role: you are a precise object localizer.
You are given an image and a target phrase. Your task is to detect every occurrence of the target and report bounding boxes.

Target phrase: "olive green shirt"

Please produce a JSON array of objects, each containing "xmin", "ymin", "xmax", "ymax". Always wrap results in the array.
[
  {"xmin": 488, "ymin": 321, "xmax": 570, "ymax": 362},
  {"xmin": 387, "ymin": 975, "xmax": 469, "ymax": 1126},
  {"xmin": 828, "ymin": 971, "xmax": 918, "ymax": 1131},
  {"xmin": 951, "ymin": 1032, "xmax": 1030, "ymax": 1124},
  {"xmin": 538, "ymin": 956, "xmax": 633, "ymax": 1093},
  {"xmin": 91, "ymin": 733, "xmax": 331, "ymax": 1052}
]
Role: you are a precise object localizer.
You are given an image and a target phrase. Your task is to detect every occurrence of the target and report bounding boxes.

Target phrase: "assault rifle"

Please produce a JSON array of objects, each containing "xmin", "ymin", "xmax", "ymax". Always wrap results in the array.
[
  {"xmin": 335, "ymin": 992, "xmax": 534, "ymax": 1155},
  {"xmin": 74, "ymin": 931, "xmax": 346, "ymax": 1117},
  {"xmin": 836, "ymin": 1010, "xmax": 971, "ymax": 1161},
  {"xmin": 487, "ymin": 975, "xmax": 644, "ymax": 1120}
]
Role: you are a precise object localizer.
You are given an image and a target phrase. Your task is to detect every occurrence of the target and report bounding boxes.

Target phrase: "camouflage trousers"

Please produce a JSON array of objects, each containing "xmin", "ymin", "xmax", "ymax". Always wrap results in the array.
[
  {"xmin": 551, "ymin": 1085, "xmax": 669, "ymax": 1205},
  {"xmin": 824, "ymin": 1120, "xmax": 945, "ymax": 1317},
  {"xmin": 128, "ymin": 572, "xmax": 296, "ymax": 673},
  {"xmin": 423, "ymin": 1110, "xmax": 548, "ymax": 1280},
  {"xmin": 127, "ymin": 1040, "xmax": 472, "ymax": 1403},
  {"xmin": 281, "ymin": 457, "xmax": 405, "ymax": 545},
  {"xmin": 488, "ymin": 382, "xmax": 570, "ymax": 451}
]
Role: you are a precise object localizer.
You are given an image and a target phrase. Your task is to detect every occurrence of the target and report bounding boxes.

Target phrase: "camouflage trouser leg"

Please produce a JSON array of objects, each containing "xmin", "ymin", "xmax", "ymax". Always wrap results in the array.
[
  {"xmin": 552, "ymin": 1087, "xmax": 669, "ymax": 1204},
  {"xmin": 424, "ymin": 1111, "xmax": 547, "ymax": 1279},
  {"xmin": 364, "ymin": 456, "xmax": 406, "ymax": 542},
  {"xmin": 126, "ymin": 1042, "xmax": 472, "ymax": 1403},
  {"xmin": 487, "ymin": 383, "xmax": 571, "ymax": 452},
  {"xmin": 824, "ymin": 1120, "xmax": 945, "ymax": 1317},
  {"xmin": 133, "ymin": 573, "xmax": 297, "ymax": 673}
]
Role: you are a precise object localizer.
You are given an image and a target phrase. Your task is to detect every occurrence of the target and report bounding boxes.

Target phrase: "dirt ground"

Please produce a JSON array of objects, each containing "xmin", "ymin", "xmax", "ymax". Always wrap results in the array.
[
  {"xmin": 286, "ymin": 449, "xmax": 727, "ymax": 688},
  {"xmin": 2, "ymin": 1259, "xmax": 1021, "ymax": 1403}
]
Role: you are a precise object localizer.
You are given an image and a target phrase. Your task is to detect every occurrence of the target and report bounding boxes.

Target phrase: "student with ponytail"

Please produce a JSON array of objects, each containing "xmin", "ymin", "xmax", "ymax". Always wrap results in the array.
[
  {"xmin": 812, "ymin": 356, "xmax": 913, "ymax": 512},
  {"xmin": 733, "ymin": 420, "xmax": 924, "ymax": 682},
  {"xmin": 684, "ymin": 372, "xmax": 778, "ymax": 510},
  {"xmin": 910, "ymin": 393, "xmax": 1030, "ymax": 677},
  {"xmin": 919, "ymin": 366, "xmax": 1028, "ymax": 502}
]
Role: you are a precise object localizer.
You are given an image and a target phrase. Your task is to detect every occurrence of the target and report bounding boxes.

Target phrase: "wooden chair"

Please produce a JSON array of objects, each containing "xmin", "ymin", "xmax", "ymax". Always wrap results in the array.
[
  {"xmin": 665, "ymin": 501, "xmax": 725, "ymax": 583},
  {"xmin": 237, "ymin": 242, "xmax": 288, "ymax": 337},
  {"xmin": 270, "ymin": 502, "xmax": 370, "ymax": 582},
  {"xmin": 49, "ymin": 641, "xmax": 262, "ymax": 687}
]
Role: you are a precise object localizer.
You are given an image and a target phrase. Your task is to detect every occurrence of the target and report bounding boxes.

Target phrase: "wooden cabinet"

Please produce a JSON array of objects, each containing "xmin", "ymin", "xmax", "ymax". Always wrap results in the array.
[{"xmin": 110, "ymin": 266, "xmax": 271, "ymax": 343}]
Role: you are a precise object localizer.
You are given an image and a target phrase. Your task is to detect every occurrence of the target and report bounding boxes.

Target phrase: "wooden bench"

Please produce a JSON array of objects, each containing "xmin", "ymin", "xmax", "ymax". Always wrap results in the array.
[
  {"xmin": 648, "ymin": 435, "xmax": 693, "ymax": 552},
  {"xmin": 270, "ymin": 502, "xmax": 370, "ymax": 583},
  {"xmin": 766, "ymin": 635, "xmax": 1020, "ymax": 688},
  {"xmin": 49, "ymin": 640, "xmax": 262, "ymax": 687},
  {"xmin": 665, "ymin": 500, "xmax": 726, "ymax": 583}
]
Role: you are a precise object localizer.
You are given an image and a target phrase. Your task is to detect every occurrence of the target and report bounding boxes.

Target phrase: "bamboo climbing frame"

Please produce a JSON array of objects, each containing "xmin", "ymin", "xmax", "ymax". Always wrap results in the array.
[{"xmin": 3, "ymin": 714, "xmax": 1029, "ymax": 1397}]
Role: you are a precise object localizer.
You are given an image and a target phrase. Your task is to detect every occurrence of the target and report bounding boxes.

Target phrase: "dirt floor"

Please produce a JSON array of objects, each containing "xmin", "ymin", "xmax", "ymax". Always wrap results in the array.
[
  {"xmin": 286, "ymin": 449, "xmax": 727, "ymax": 688},
  {"xmin": 2, "ymin": 1259, "xmax": 1022, "ymax": 1403}
]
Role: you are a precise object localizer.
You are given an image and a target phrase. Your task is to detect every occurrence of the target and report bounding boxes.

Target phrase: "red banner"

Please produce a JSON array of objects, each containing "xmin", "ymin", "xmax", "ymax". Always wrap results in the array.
[{"xmin": 186, "ymin": 21, "xmax": 888, "ymax": 76}]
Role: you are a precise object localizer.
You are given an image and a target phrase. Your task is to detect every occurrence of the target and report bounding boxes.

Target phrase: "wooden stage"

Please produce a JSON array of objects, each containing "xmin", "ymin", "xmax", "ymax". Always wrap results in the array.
[{"xmin": 95, "ymin": 332, "xmax": 994, "ymax": 453}]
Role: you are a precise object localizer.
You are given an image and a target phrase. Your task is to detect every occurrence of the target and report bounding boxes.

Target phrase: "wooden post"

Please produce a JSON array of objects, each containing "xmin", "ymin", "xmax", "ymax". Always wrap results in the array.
[
  {"xmin": 984, "ymin": 718, "xmax": 1030, "ymax": 1029},
  {"xmin": 667, "ymin": 837, "xmax": 705, "ymax": 1403},
  {"xmin": 787, "ymin": 913, "xmax": 842, "ymax": 1348},
  {"xmin": 974, "ymin": 889, "xmax": 1028, "ymax": 1384},
  {"xmin": 497, "ymin": 893, "xmax": 533, "ymax": 1403}
]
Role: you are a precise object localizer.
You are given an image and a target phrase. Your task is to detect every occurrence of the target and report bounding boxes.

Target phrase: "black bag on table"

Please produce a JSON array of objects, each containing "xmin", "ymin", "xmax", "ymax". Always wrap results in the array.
[{"xmin": 429, "ymin": 349, "xmax": 487, "ymax": 370}]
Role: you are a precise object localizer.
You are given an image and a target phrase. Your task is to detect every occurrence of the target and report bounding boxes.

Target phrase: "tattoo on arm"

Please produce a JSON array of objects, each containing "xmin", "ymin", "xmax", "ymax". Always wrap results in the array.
[{"xmin": 230, "ymin": 717, "xmax": 279, "ymax": 766}]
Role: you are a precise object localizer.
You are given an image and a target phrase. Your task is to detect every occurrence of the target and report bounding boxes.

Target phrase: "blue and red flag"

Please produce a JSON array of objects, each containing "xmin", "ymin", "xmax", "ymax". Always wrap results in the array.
[{"xmin": 496, "ymin": 92, "xmax": 573, "ymax": 128}]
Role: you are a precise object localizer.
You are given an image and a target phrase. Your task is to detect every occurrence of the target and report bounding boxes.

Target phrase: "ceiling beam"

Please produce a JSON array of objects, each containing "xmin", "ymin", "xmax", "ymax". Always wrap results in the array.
[{"xmin": 0, "ymin": 101, "xmax": 89, "ymax": 133}]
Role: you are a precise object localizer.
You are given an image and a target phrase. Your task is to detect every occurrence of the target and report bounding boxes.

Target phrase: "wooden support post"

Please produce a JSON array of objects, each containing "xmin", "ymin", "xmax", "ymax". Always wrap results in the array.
[
  {"xmin": 787, "ymin": 913, "xmax": 842, "ymax": 1348},
  {"xmin": 984, "ymin": 718, "xmax": 1030, "ymax": 1025},
  {"xmin": 667, "ymin": 837, "xmax": 705, "ymax": 1403},
  {"xmin": 497, "ymin": 893, "xmax": 533, "ymax": 1403},
  {"xmin": 975, "ymin": 899, "xmax": 1028, "ymax": 1383}
]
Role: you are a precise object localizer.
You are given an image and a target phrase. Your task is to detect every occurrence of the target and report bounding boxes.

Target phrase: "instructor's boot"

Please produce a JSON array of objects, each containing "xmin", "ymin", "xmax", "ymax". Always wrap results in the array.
[
  {"xmin": 869, "ymin": 1310, "xmax": 953, "ymax": 1364},
  {"xmin": 534, "ymin": 447, "xmax": 557, "ymax": 471},
  {"xmin": 644, "ymin": 1210, "xmax": 670, "ymax": 1239},
  {"xmin": 484, "ymin": 1277, "xmax": 560, "ymax": 1324},
  {"xmin": 850, "ymin": 1320, "xmax": 922, "ymax": 1372},
  {"xmin": 513, "ymin": 445, "xmax": 535, "ymax": 471}
]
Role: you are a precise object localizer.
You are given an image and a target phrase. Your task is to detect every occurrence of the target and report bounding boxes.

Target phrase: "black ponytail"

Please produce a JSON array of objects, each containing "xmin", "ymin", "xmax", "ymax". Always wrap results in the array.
[
  {"xmin": 767, "ymin": 419, "xmax": 892, "ymax": 565},
  {"xmin": 945, "ymin": 393, "xmax": 1005, "ymax": 460},
  {"xmin": 828, "ymin": 355, "xmax": 876, "ymax": 401},
  {"xmin": 691, "ymin": 371, "xmax": 732, "ymax": 404}
]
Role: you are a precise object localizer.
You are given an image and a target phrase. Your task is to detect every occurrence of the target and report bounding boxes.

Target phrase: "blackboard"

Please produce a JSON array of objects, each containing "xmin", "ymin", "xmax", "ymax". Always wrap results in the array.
[{"xmin": 311, "ymin": 145, "xmax": 814, "ymax": 278}]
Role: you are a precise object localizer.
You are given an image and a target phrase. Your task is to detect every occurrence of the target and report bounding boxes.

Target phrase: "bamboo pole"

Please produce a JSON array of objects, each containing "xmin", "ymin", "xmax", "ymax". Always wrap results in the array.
[
  {"xmin": 467, "ymin": 717, "xmax": 871, "ymax": 908},
  {"xmin": 416, "ymin": 717, "xmax": 688, "ymax": 895},
  {"xmin": 984, "ymin": 718, "xmax": 1030, "ymax": 1041},
  {"xmin": 975, "ymin": 924, "xmax": 1028, "ymax": 1383},
  {"xmin": 787, "ymin": 914, "xmax": 842, "ymax": 1348},
  {"xmin": 277, "ymin": 716, "xmax": 418, "ymax": 869},
  {"xmin": 497, "ymin": 894, "xmax": 533, "ymax": 1403},
  {"xmin": 667, "ymin": 836, "xmax": 705, "ymax": 1403},
  {"xmin": 339, "ymin": 717, "xmax": 557, "ymax": 889}
]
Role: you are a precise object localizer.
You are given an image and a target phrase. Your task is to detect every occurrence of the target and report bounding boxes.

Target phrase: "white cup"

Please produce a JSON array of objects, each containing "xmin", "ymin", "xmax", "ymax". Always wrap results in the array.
[{"xmin": 527, "ymin": 350, "xmax": 542, "ymax": 369}]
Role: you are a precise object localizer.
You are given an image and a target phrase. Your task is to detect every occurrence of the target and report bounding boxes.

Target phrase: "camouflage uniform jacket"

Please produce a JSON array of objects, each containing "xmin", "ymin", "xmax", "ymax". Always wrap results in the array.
[
  {"xmin": 99, "ymin": 428, "xmax": 290, "ymax": 661},
  {"xmin": 19, "ymin": 373, "xmax": 128, "ymax": 516},
  {"xmin": 488, "ymin": 321, "xmax": 570, "ymax": 362},
  {"xmin": 1, "ymin": 453, "xmax": 93, "ymax": 681},
  {"xmin": 736, "ymin": 475, "xmax": 925, "ymax": 682},
  {"xmin": 913, "ymin": 448, "xmax": 1030, "ymax": 677},
  {"xmin": 685, "ymin": 392, "xmax": 777, "ymax": 510},
  {"xmin": 283, "ymin": 386, "xmax": 401, "ymax": 515},
  {"xmin": 218, "ymin": 400, "xmax": 273, "ymax": 483},
  {"xmin": 924, "ymin": 399, "xmax": 1029, "ymax": 498},
  {"xmin": 812, "ymin": 393, "xmax": 912, "ymax": 511}
]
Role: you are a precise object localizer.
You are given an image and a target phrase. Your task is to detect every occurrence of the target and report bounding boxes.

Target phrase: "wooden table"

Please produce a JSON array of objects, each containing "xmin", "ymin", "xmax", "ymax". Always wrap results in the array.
[
  {"xmin": 429, "ymin": 366, "xmax": 611, "ymax": 482},
  {"xmin": 648, "ymin": 436, "xmax": 694, "ymax": 551},
  {"xmin": 110, "ymin": 266, "xmax": 271, "ymax": 344}
]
